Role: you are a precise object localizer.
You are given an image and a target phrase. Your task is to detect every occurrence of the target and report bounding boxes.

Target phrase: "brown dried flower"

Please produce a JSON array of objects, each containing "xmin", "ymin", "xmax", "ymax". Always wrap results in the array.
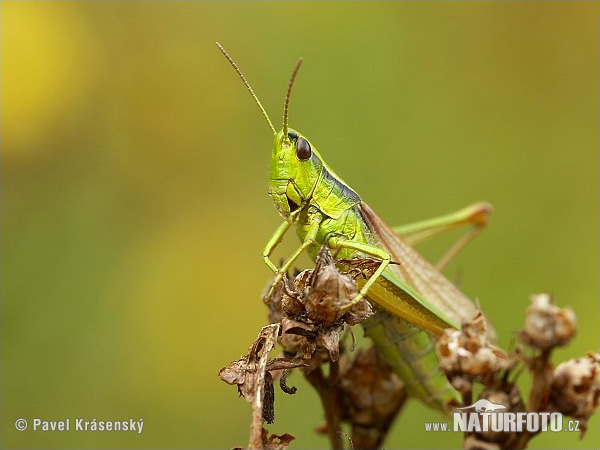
[
  {"xmin": 267, "ymin": 246, "xmax": 373, "ymax": 366},
  {"xmin": 520, "ymin": 293, "xmax": 576, "ymax": 350},
  {"xmin": 437, "ymin": 311, "xmax": 508, "ymax": 381},
  {"xmin": 550, "ymin": 352, "xmax": 600, "ymax": 435},
  {"xmin": 339, "ymin": 346, "xmax": 407, "ymax": 449}
]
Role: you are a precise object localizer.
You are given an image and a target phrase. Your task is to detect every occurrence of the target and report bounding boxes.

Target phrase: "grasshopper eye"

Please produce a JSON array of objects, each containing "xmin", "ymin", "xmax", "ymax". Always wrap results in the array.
[{"xmin": 295, "ymin": 137, "xmax": 312, "ymax": 160}]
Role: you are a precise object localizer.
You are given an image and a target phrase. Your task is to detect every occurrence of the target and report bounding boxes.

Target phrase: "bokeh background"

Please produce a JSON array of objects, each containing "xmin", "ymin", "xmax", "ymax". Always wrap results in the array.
[{"xmin": 2, "ymin": 2, "xmax": 598, "ymax": 449}]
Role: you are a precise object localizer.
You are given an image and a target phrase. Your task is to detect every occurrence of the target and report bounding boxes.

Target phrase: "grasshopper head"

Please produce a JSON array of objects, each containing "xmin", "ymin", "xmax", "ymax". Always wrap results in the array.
[{"xmin": 269, "ymin": 128, "xmax": 322, "ymax": 219}]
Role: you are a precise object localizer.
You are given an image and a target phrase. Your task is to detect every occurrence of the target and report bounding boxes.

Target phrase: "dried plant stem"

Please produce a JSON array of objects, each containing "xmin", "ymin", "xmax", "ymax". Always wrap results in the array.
[
  {"xmin": 249, "ymin": 324, "xmax": 280, "ymax": 449},
  {"xmin": 462, "ymin": 386, "xmax": 473, "ymax": 408},
  {"xmin": 305, "ymin": 361, "xmax": 344, "ymax": 450},
  {"xmin": 511, "ymin": 348, "xmax": 552, "ymax": 449},
  {"xmin": 528, "ymin": 348, "xmax": 551, "ymax": 412}
]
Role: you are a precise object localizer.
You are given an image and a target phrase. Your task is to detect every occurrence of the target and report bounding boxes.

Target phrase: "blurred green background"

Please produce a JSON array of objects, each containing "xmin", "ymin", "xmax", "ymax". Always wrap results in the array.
[{"xmin": 1, "ymin": 2, "xmax": 598, "ymax": 449}]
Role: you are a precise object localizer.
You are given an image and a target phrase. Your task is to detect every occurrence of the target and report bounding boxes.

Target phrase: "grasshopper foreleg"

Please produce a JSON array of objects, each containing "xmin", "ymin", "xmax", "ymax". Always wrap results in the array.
[
  {"xmin": 262, "ymin": 221, "xmax": 292, "ymax": 273},
  {"xmin": 263, "ymin": 214, "xmax": 322, "ymax": 299},
  {"xmin": 327, "ymin": 236, "xmax": 391, "ymax": 309}
]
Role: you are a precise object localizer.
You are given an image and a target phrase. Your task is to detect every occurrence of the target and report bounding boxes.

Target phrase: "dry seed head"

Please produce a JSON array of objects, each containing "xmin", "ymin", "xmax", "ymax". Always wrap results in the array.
[
  {"xmin": 437, "ymin": 312, "xmax": 508, "ymax": 379},
  {"xmin": 520, "ymin": 293, "xmax": 576, "ymax": 349},
  {"xmin": 550, "ymin": 353, "xmax": 600, "ymax": 435}
]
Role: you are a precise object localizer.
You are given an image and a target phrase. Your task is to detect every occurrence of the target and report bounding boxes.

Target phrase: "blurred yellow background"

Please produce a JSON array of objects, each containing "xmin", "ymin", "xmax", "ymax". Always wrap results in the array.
[{"xmin": 1, "ymin": 2, "xmax": 598, "ymax": 449}]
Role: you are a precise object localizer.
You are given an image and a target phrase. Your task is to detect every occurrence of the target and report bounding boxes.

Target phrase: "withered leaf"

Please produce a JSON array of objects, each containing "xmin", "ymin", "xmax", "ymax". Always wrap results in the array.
[
  {"xmin": 279, "ymin": 369, "xmax": 297, "ymax": 395},
  {"xmin": 266, "ymin": 357, "xmax": 308, "ymax": 372},
  {"xmin": 219, "ymin": 357, "xmax": 258, "ymax": 401},
  {"xmin": 262, "ymin": 429, "xmax": 296, "ymax": 450},
  {"xmin": 219, "ymin": 324, "xmax": 283, "ymax": 405}
]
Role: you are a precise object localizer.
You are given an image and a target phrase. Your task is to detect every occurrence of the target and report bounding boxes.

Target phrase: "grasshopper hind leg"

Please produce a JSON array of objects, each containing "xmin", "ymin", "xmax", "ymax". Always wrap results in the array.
[{"xmin": 392, "ymin": 202, "xmax": 492, "ymax": 271}]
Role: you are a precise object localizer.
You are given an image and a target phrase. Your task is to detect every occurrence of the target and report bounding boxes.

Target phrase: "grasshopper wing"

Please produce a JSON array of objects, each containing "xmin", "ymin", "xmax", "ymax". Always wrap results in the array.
[{"xmin": 358, "ymin": 202, "xmax": 478, "ymax": 336}]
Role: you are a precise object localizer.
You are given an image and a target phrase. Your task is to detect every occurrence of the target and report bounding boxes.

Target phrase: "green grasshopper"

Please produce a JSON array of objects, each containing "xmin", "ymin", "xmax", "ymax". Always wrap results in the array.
[{"xmin": 217, "ymin": 43, "xmax": 492, "ymax": 410}]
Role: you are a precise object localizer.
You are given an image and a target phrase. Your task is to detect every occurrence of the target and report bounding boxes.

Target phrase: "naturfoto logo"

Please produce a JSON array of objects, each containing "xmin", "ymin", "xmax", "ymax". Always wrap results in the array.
[{"xmin": 452, "ymin": 400, "xmax": 563, "ymax": 433}]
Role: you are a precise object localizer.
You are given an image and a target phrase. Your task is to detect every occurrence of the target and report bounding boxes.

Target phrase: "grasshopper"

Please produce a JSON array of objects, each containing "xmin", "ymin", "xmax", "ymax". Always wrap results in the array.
[{"xmin": 217, "ymin": 43, "xmax": 492, "ymax": 410}]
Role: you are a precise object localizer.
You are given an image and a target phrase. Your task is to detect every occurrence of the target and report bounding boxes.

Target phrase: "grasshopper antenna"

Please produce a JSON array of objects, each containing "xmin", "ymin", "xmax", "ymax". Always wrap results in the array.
[
  {"xmin": 282, "ymin": 58, "xmax": 303, "ymax": 145},
  {"xmin": 216, "ymin": 42, "xmax": 276, "ymax": 136}
]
